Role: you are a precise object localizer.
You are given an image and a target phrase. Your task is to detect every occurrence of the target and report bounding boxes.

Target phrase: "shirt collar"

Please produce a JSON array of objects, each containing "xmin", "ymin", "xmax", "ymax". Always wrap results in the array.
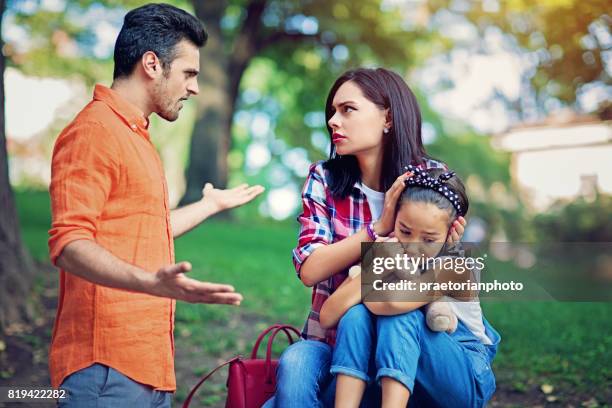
[
  {"xmin": 351, "ymin": 161, "xmax": 433, "ymax": 195},
  {"xmin": 358, "ymin": 181, "xmax": 385, "ymax": 197},
  {"xmin": 93, "ymin": 84, "xmax": 150, "ymax": 133}
]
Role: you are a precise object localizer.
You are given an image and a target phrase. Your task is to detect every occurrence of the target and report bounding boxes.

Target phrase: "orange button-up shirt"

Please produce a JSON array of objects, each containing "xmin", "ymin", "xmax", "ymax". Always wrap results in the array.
[{"xmin": 48, "ymin": 84, "xmax": 176, "ymax": 391}]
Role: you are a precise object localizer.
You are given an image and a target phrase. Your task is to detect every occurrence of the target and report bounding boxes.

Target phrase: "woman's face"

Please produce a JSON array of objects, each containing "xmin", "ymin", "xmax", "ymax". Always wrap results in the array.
[
  {"xmin": 327, "ymin": 81, "xmax": 389, "ymax": 157},
  {"xmin": 394, "ymin": 200, "xmax": 451, "ymax": 258}
]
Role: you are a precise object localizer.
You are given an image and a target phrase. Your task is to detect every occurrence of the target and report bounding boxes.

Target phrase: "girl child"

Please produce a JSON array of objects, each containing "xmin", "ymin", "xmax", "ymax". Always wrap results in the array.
[
  {"xmin": 320, "ymin": 167, "xmax": 501, "ymax": 407},
  {"xmin": 265, "ymin": 67, "xmax": 466, "ymax": 407}
]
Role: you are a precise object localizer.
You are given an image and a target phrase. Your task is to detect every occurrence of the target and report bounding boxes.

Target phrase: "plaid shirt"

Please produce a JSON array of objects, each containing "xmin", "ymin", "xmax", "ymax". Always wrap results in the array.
[{"xmin": 292, "ymin": 159, "xmax": 446, "ymax": 345}]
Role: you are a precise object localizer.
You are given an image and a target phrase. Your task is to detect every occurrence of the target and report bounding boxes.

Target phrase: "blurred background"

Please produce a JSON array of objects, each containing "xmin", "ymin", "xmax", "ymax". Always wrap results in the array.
[{"xmin": 0, "ymin": 0, "xmax": 610, "ymax": 406}]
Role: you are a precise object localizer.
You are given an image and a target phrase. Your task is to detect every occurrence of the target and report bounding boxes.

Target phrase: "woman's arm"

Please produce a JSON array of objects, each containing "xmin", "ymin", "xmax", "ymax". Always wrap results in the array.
[
  {"xmin": 299, "ymin": 172, "xmax": 412, "ymax": 287},
  {"xmin": 319, "ymin": 273, "xmax": 363, "ymax": 329},
  {"xmin": 300, "ymin": 230, "xmax": 371, "ymax": 287}
]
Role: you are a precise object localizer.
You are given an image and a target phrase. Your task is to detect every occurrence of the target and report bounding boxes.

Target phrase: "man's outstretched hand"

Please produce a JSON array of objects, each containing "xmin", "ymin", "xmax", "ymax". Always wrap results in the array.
[
  {"xmin": 152, "ymin": 261, "xmax": 243, "ymax": 305},
  {"xmin": 202, "ymin": 183, "xmax": 265, "ymax": 214},
  {"xmin": 170, "ymin": 183, "xmax": 265, "ymax": 238}
]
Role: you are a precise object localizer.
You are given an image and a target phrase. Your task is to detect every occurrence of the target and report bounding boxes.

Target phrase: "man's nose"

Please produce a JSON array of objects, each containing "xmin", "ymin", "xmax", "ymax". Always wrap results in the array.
[{"xmin": 188, "ymin": 79, "xmax": 199, "ymax": 96}]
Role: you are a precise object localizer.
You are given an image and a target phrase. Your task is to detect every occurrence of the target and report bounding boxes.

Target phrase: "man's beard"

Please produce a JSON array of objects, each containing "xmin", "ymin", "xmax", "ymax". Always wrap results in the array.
[
  {"xmin": 158, "ymin": 102, "xmax": 180, "ymax": 122},
  {"xmin": 153, "ymin": 82, "xmax": 180, "ymax": 122}
]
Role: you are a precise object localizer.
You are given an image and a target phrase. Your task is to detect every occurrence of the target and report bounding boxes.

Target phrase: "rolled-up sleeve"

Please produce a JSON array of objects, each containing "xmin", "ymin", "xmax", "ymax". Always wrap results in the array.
[
  {"xmin": 48, "ymin": 121, "xmax": 119, "ymax": 265},
  {"xmin": 292, "ymin": 162, "xmax": 333, "ymax": 276}
]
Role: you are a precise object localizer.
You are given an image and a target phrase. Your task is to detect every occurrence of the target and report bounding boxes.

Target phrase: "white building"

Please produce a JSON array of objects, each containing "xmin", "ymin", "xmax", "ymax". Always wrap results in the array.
[{"xmin": 492, "ymin": 112, "xmax": 612, "ymax": 211}]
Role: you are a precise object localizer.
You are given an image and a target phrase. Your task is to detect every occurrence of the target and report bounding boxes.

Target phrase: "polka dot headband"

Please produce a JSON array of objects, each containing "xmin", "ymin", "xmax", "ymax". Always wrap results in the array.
[{"xmin": 403, "ymin": 165, "xmax": 465, "ymax": 217}]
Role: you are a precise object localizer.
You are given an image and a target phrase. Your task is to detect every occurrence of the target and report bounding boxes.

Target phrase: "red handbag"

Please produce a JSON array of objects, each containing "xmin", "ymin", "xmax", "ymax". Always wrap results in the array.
[{"xmin": 183, "ymin": 324, "xmax": 301, "ymax": 408}]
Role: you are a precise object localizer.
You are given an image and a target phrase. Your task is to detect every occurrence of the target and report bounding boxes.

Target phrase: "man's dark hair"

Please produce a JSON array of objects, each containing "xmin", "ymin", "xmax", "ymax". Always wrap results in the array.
[{"xmin": 113, "ymin": 3, "xmax": 207, "ymax": 79}]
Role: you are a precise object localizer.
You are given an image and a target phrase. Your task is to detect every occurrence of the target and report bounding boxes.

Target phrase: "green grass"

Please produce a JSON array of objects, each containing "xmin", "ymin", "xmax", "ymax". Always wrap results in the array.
[
  {"xmin": 14, "ymin": 190, "xmax": 612, "ymax": 402},
  {"xmin": 14, "ymin": 189, "xmax": 53, "ymax": 260},
  {"xmin": 174, "ymin": 218, "xmax": 311, "ymax": 323},
  {"xmin": 483, "ymin": 302, "xmax": 611, "ymax": 394}
]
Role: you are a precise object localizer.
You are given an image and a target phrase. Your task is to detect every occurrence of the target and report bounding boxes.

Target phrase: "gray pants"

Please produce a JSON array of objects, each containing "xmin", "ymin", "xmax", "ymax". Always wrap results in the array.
[{"xmin": 58, "ymin": 363, "xmax": 171, "ymax": 407}]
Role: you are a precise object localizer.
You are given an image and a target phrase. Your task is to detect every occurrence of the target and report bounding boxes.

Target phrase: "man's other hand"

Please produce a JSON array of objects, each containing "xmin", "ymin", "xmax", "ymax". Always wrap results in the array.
[{"xmin": 152, "ymin": 261, "xmax": 243, "ymax": 305}]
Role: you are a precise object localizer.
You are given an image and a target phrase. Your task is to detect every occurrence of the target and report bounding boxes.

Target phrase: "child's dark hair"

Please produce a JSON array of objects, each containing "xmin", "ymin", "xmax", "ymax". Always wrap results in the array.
[{"xmin": 399, "ymin": 168, "xmax": 469, "ymax": 225}]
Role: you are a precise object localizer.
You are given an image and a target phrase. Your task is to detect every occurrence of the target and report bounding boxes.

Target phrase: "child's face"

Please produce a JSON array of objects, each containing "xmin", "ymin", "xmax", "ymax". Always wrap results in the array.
[{"xmin": 394, "ymin": 201, "xmax": 452, "ymax": 258}]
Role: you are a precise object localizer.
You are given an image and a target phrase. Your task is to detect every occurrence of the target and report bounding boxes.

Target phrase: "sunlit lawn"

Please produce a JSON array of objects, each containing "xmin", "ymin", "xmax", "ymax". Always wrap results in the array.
[{"xmin": 15, "ymin": 190, "xmax": 612, "ymax": 403}]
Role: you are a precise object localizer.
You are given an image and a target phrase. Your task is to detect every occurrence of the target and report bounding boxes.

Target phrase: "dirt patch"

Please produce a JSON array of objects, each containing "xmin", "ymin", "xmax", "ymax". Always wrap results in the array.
[
  {"xmin": 490, "ymin": 383, "xmax": 608, "ymax": 408},
  {"xmin": 174, "ymin": 311, "xmax": 291, "ymax": 406},
  {"xmin": 0, "ymin": 262, "xmax": 56, "ymax": 408}
]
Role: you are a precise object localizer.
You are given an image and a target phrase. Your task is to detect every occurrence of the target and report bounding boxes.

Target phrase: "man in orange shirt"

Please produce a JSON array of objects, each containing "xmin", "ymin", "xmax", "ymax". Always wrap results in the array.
[{"xmin": 48, "ymin": 4, "xmax": 263, "ymax": 407}]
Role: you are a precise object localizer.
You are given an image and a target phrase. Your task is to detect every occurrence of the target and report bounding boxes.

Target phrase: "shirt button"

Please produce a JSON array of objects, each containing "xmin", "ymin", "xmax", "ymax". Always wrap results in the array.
[{"xmin": 131, "ymin": 124, "xmax": 137, "ymax": 131}]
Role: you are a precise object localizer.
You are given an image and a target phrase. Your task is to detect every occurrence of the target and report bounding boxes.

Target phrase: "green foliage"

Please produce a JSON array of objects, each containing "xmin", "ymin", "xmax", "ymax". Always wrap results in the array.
[
  {"xmin": 6, "ymin": 0, "xmax": 190, "ymax": 83},
  {"xmin": 416, "ymin": 89, "xmax": 532, "ymax": 241},
  {"xmin": 534, "ymin": 193, "xmax": 612, "ymax": 241},
  {"xmin": 230, "ymin": 0, "xmax": 447, "ymax": 158},
  {"xmin": 8, "ymin": 0, "xmax": 601, "ymax": 244},
  {"xmin": 428, "ymin": 0, "xmax": 611, "ymax": 108}
]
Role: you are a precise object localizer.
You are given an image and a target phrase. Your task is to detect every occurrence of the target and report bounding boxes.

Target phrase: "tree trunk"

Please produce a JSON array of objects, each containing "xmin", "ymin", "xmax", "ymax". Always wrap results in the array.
[
  {"xmin": 0, "ymin": 0, "xmax": 35, "ymax": 333},
  {"xmin": 182, "ymin": 0, "xmax": 269, "ymax": 205},
  {"xmin": 181, "ymin": 1, "xmax": 232, "ymax": 205}
]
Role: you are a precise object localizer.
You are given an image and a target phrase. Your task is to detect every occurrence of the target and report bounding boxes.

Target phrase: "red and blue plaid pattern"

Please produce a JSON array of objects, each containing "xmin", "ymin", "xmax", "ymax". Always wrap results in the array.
[{"xmin": 293, "ymin": 159, "xmax": 446, "ymax": 345}]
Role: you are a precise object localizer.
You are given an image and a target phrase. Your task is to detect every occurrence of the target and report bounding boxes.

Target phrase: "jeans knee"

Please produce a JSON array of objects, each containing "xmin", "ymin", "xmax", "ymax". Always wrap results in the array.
[
  {"xmin": 275, "ymin": 340, "xmax": 331, "ymax": 403},
  {"xmin": 378, "ymin": 308, "xmax": 425, "ymax": 331},
  {"xmin": 278, "ymin": 344, "xmax": 305, "ymax": 368},
  {"xmin": 277, "ymin": 341, "xmax": 330, "ymax": 379},
  {"xmin": 338, "ymin": 304, "xmax": 372, "ymax": 333}
]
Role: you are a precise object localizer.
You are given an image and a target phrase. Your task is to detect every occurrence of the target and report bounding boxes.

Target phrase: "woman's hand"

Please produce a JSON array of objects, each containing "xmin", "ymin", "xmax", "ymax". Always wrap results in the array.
[
  {"xmin": 374, "ymin": 171, "xmax": 413, "ymax": 236},
  {"xmin": 446, "ymin": 216, "xmax": 467, "ymax": 244}
]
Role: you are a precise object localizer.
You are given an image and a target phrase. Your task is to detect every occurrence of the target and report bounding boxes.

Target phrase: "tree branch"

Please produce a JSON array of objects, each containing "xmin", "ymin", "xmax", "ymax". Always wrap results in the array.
[{"xmin": 258, "ymin": 31, "xmax": 321, "ymax": 52}]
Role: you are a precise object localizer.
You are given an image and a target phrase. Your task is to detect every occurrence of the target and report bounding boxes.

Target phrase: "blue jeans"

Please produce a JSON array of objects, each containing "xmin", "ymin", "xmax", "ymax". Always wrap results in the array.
[
  {"xmin": 58, "ymin": 363, "xmax": 171, "ymax": 407},
  {"xmin": 330, "ymin": 305, "xmax": 500, "ymax": 408},
  {"xmin": 262, "ymin": 339, "xmax": 381, "ymax": 408},
  {"xmin": 262, "ymin": 340, "xmax": 334, "ymax": 408}
]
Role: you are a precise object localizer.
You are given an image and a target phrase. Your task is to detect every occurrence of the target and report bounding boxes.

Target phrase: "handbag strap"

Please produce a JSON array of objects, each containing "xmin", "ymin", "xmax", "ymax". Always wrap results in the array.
[
  {"xmin": 251, "ymin": 324, "xmax": 293, "ymax": 359},
  {"xmin": 264, "ymin": 325, "xmax": 302, "ymax": 383},
  {"xmin": 182, "ymin": 356, "xmax": 240, "ymax": 408}
]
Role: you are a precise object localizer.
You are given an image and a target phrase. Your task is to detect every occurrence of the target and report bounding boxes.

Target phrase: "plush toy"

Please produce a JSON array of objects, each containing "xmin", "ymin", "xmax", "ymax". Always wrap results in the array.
[
  {"xmin": 348, "ymin": 265, "xmax": 457, "ymax": 333},
  {"xmin": 424, "ymin": 296, "xmax": 457, "ymax": 333}
]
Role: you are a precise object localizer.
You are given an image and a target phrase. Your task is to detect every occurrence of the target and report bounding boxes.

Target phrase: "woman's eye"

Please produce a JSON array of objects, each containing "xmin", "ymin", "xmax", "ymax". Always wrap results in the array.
[
  {"xmin": 344, "ymin": 106, "xmax": 354, "ymax": 113},
  {"xmin": 425, "ymin": 239, "xmax": 435, "ymax": 243},
  {"xmin": 400, "ymin": 230, "xmax": 411, "ymax": 235}
]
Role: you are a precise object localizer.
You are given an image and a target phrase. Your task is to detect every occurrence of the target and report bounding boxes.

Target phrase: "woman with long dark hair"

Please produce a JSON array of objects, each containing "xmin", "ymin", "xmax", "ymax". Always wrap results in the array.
[{"xmin": 264, "ymin": 68, "xmax": 466, "ymax": 406}]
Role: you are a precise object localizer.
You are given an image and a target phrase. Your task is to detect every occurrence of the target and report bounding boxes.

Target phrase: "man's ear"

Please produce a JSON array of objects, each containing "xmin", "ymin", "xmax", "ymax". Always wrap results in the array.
[{"xmin": 141, "ymin": 51, "xmax": 162, "ymax": 79}]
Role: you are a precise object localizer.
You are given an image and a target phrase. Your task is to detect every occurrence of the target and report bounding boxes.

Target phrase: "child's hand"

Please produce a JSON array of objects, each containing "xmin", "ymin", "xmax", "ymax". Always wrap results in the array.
[
  {"xmin": 446, "ymin": 216, "xmax": 467, "ymax": 243},
  {"xmin": 348, "ymin": 265, "xmax": 362, "ymax": 278},
  {"xmin": 374, "ymin": 236, "xmax": 397, "ymax": 243}
]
